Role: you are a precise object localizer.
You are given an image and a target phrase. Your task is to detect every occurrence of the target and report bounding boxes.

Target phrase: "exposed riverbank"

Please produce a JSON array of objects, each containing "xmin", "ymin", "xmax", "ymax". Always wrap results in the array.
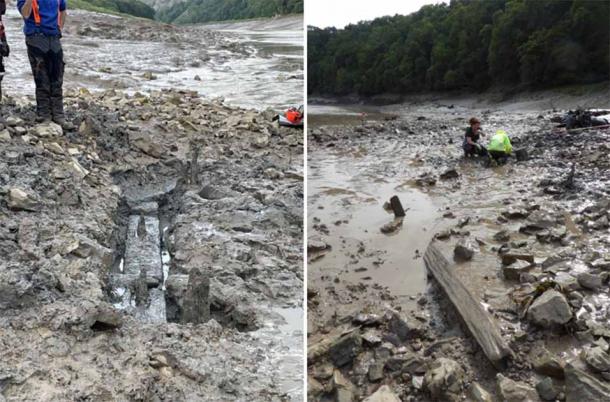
[
  {"xmin": 307, "ymin": 93, "xmax": 610, "ymax": 401},
  {"xmin": 1, "ymin": 7, "xmax": 303, "ymax": 402}
]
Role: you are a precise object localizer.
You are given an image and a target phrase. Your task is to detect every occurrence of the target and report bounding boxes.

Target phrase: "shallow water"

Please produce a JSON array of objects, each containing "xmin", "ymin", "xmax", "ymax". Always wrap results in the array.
[
  {"xmin": 252, "ymin": 306, "xmax": 304, "ymax": 401},
  {"xmin": 308, "ymin": 145, "xmax": 442, "ymax": 313}
]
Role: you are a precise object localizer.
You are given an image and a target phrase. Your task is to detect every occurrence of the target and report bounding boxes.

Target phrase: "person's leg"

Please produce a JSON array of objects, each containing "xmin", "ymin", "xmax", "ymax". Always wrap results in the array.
[
  {"xmin": 48, "ymin": 37, "xmax": 66, "ymax": 124},
  {"xmin": 0, "ymin": 57, "xmax": 4, "ymax": 102},
  {"xmin": 26, "ymin": 37, "xmax": 52, "ymax": 121},
  {"xmin": 477, "ymin": 144, "xmax": 488, "ymax": 157},
  {"xmin": 489, "ymin": 150, "xmax": 508, "ymax": 163}
]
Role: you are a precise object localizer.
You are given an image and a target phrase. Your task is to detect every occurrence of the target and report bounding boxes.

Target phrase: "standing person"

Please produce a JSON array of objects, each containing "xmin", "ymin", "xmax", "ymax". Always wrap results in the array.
[
  {"xmin": 17, "ymin": 0, "xmax": 72, "ymax": 129},
  {"xmin": 462, "ymin": 117, "xmax": 487, "ymax": 157},
  {"xmin": 0, "ymin": 0, "xmax": 10, "ymax": 101}
]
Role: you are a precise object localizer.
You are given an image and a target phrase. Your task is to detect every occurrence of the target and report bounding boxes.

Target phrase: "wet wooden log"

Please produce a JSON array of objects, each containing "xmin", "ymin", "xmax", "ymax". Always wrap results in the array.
[
  {"xmin": 389, "ymin": 195, "xmax": 406, "ymax": 217},
  {"xmin": 423, "ymin": 242, "xmax": 513, "ymax": 369}
]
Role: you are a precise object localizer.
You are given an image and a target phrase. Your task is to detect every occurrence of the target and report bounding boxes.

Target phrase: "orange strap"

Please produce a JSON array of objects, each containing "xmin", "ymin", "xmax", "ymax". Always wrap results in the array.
[
  {"xmin": 31, "ymin": 0, "xmax": 61, "ymax": 28},
  {"xmin": 32, "ymin": 0, "xmax": 41, "ymax": 26}
]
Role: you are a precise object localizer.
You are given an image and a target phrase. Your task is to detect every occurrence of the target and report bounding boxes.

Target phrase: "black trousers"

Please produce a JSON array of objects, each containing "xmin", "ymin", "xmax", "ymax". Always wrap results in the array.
[
  {"xmin": 489, "ymin": 150, "xmax": 509, "ymax": 164},
  {"xmin": 26, "ymin": 34, "xmax": 64, "ymax": 119},
  {"xmin": 0, "ymin": 57, "xmax": 4, "ymax": 100},
  {"xmin": 463, "ymin": 143, "xmax": 488, "ymax": 157}
]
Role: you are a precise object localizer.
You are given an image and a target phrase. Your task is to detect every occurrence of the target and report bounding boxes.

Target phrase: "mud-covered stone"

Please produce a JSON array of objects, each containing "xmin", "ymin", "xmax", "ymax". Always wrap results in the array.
[
  {"xmin": 329, "ymin": 331, "xmax": 362, "ymax": 367},
  {"xmin": 493, "ymin": 229, "xmax": 511, "ymax": 242},
  {"xmin": 363, "ymin": 385, "xmax": 401, "ymax": 402},
  {"xmin": 423, "ymin": 358, "xmax": 465, "ymax": 401},
  {"xmin": 440, "ymin": 168, "xmax": 459, "ymax": 180},
  {"xmin": 182, "ymin": 268, "xmax": 211, "ymax": 324},
  {"xmin": 454, "ymin": 239, "xmax": 475, "ymax": 261},
  {"xmin": 90, "ymin": 305, "xmax": 123, "ymax": 330},
  {"xmin": 33, "ymin": 122, "xmax": 63, "ymax": 137},
  {"xmin": 7, "ymin": 188, "xmax": 39, "ymax": 211},
  {"xmin": 368, "ymin": 361, "xmax": 384, "ymax": 382},
  {"xmin": 584, "ymin": 346, "xmax": 610, "ymax": 372},
  {"xmin": 532, "ymin": 349, "xmax": 565, "ymax": 379},
  {"xmin": 501, "ymin": 251, "xmax": 535, "ymax": 265},
  {"xmin": 565, "ymin": 363, "xmax": 610, "ymax": 401},
  {"xmin": 468, "ymin": 382, "xmax": 493, "ymax": 402},
  {"xmin": 388, "ymin": 311, "xmax": 424, "ymax": 341},
  {"xmin": 576, "ymin": 272, "xmax": 604, "ymax": 290},
  {"xmin": 503, "ymin": 259, "xmax": 534, "ymax": 280},
  {"xmin": 536, "ymin": 377, "xmax": 558, "ymax": 401},
  {"xmin": 497, "ymin": 374, "xmax": 541, "ymax": 402},
  {"xmin": 527, "ymin": 290, "xmax": 572, "ymax": 327}
]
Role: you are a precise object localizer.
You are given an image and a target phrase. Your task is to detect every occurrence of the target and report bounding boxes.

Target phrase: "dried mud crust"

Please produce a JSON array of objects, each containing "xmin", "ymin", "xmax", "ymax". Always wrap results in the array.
[
  {"xmin": 0, "ymin": 88, "xmax": 303, "ymax": 401},
  {"xmin": 307, "ymin": 107, "xmax": 610, "ymax": 401}
]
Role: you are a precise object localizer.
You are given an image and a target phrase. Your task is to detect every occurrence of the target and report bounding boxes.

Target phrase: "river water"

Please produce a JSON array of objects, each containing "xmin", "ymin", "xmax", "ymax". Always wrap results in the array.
[{"xmin": 2, "ymin": 10, "xmax": 303, "ymax": 111}]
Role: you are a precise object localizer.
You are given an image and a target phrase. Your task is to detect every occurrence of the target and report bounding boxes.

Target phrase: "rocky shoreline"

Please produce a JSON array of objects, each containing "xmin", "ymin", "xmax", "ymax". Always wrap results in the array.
[
  {"xmin": 0, "ymin": 89, "xmax": 303, "ymax": 401},
  {"xmin": 307, "ymin": 105, "xmax": 610, "ymax": 401}
]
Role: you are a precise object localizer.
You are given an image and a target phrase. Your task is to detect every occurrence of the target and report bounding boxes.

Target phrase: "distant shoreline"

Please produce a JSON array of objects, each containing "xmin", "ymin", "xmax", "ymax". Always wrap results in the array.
[{"xmin": 308, "ymin": 82, "xmax": 610, "ymax": 112}]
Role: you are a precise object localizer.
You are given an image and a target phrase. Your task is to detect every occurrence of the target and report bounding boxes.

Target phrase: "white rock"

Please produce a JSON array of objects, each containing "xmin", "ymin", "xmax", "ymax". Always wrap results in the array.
[
  {"xmin": 0, "ymin": 129, "xmax": 11, "ymax": 141},
  {"xmin": 363, "ymin": 385, "xmax": 401, "ymax": 402},
  {"xmin": 527, "ymin": 289, "xmax": 572, "ymax": 327},
  {"xmin": 7, "ymin": 188, "xmax": 39, "ymax": 211},
  {"xmin": 34, "ymin": 122, "xmax": 63, "ymax": 138},
  {"xmin": 45, "ymin": 142, "xmax": 65, "ymax": 154}
]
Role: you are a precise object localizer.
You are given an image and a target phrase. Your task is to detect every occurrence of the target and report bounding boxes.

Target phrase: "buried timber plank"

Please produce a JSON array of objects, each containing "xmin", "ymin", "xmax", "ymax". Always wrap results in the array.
[{"xmin": 423, "ymin": 242, "xmax": 513, "ymax": 369}]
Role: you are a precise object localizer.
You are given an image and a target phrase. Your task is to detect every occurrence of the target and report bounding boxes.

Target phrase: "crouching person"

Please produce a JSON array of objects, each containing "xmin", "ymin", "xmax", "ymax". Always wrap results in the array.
[
  {"xmin": 487, "ymin": 129, "xmax": 513, "ymax": 165},
  {"xmin": 18, "ymin": 0, "xmax": 73, "ymax": 129}
]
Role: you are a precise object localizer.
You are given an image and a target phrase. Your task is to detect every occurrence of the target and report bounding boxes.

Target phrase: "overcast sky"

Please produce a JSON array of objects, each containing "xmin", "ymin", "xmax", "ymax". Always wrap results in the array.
[{"xmin": 307, "ymin": 0, "xmax": 449, "ymax": 29}]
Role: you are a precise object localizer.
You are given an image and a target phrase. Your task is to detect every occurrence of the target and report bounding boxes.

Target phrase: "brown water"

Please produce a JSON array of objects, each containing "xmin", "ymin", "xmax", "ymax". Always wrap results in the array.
[
  {"xmin": 307, "ymin": 104, "xmax": 577, "ymax": 330},
  {"xmin": 308, "ymin": 146, "xmax": 442, "ymax": 318}
]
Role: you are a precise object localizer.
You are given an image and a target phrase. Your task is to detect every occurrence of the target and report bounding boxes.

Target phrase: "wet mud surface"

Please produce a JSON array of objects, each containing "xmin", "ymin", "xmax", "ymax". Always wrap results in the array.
[
  {"xmin": 307, "ymin": 95, "xmax": 610, "ymax": 401},
  {"xmin": 2, "ymin": 9, "xmax": 302, "ymax": 110},
  {"xmin": 0, "ymin": 8, "xmax": 303, "ymax": 402}
]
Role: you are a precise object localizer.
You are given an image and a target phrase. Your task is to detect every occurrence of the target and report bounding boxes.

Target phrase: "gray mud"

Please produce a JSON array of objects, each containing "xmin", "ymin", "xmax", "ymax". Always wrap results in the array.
[
  {"xmin": 0, "ymin": 8, "xmax": 303, "ymax": 401},
  {"xmin": 307, "ymin": 94, "xmax": 610, "ymax": 401},
  {"xmin": 2, "ymin": 9, "xmax": 302, "ymax": 110}
]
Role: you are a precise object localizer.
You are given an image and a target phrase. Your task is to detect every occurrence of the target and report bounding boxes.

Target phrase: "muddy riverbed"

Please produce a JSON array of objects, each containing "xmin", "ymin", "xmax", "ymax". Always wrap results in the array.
[
  {"xmin": 2, "ymin": 8, "xmax": 302, "ymax": 110},
  {"xmin": 307, "ymin": 94, "xmax": 610, "ymax": 401},
  {"xmin": 0, "ymin": 7, "xmax": 303, "ymax": 402}
]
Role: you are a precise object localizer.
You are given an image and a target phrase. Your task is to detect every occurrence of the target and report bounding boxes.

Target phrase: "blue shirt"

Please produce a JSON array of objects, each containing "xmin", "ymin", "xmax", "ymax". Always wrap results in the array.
[{"xmin": 17, "ymin": 0, "xmax": 66, "ymax": 36}]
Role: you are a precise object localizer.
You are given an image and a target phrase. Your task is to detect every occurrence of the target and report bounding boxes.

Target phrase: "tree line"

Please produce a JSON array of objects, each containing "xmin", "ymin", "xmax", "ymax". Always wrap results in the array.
[
  {"xmin": 71, "ymin": 0, "xmax": 156, "ymax": 19},
  {"xmin": 157, "ymin": 0, "xmax": 304, "ymax": 24},
  {"xmin": 308, "ymin": 0, "xmax": 609, "ymax": 96}
]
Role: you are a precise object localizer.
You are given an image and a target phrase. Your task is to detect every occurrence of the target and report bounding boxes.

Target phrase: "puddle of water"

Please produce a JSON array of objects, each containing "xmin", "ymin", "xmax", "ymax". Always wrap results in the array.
[
  {"xmin": 250, "ymin": 306, "xmax": 303, "ymax": 401},
  {"xmin": 308, "ymin": 148, "xmax": 441, "ymax": 310},
  {"xmin": 308, "ymin": 104, "xmax": 398, "ymax": 126}
]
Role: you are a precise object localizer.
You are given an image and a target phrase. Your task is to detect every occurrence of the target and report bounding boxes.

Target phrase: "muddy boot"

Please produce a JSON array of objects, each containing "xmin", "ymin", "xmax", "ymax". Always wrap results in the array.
[
  {"xmin": 51, "ymin": 98, "xmax": 74, "ymax": 130},
  {"xmin": 52, "ymin": 116, "xmax": 74, "ymax": 131},
  {"xmin": 35, "ymin": 95, "xmax": 52, "ymax": 123},
  {"xmin": 36, "ymin": 114, "xmax": 52, "ymax": 123}
]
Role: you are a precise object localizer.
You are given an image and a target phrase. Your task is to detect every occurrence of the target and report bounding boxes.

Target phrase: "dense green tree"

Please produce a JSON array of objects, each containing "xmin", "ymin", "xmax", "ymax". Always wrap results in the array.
[
  {"xmin": 157, "ymin": 0, "xmax": 303, "ymax": 24},
  {"xmin": 308, "ymin": 0, "xmax": 609, "ymax": 96},
  {"xmin": 71, "ymin": 0, "xmax": 155, "ymax": 19}
]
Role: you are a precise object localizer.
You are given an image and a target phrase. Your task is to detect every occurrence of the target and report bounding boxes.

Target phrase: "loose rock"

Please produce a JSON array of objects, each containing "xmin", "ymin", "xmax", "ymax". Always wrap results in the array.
[{"xmin": 527, "ymin": 290, "xmax": 572, "ymax": 328}]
